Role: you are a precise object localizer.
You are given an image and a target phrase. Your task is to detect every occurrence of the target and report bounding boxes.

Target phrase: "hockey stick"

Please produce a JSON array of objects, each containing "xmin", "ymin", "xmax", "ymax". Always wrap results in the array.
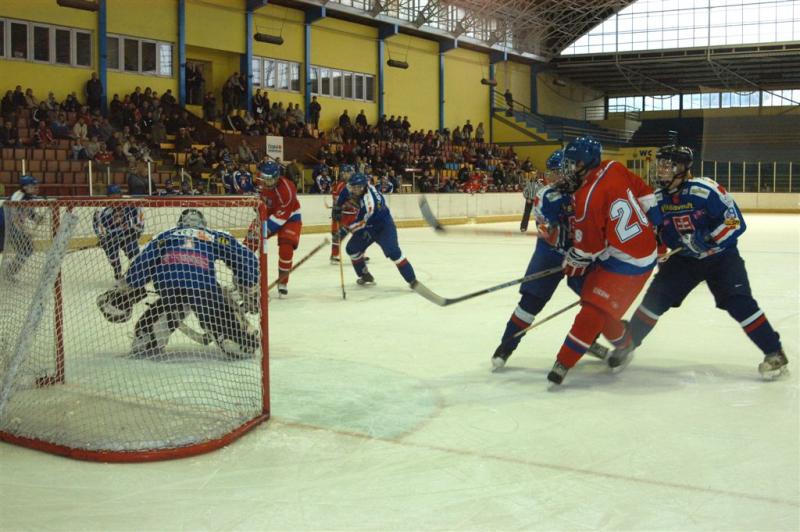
[
  {"xmin": 418, "ymin": 196, "xmax": 537, "ymax": 237},
  {"xmin": 336, "ymin": 228, "xmax": 347, "ymax": 300},
  {"xmin": 411, "ymin": 266, "xmax": 563, "ymax": 307},
  {"xmin": 267, "ymin": 237, "xmax": 330, "ymax": 291}
]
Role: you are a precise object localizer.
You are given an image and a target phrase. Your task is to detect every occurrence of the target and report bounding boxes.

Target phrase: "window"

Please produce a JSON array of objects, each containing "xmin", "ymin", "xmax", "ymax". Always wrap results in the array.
[
  {"xmin": 107, "ymin": 36, "xmax": 120, "ymax": 70},
  {"xmin": 365, "ymin": 75, "xmax": 374, "ymax": 102},
  {"xmin": 33, "ymin": 25, "xmax": 50, "ymax": 62},
  {"xmin": 55, "ymin": 28, "xmax": 71, "ymax": 65},
  {"xmin": 141, "ymin": 41, "xmax": 157, "ymax": 74},
  {"xmin": 609, "ymin": 96, "xmax": 643, "ymax": 112},
  {"xmin": 0, "ymin": 20, "xmax": 4, "ymax": 57},
  {"xmin": 644, "ymin": 94, "xmax": 679, "ymax": 111},
  {"xmin": 354, "ymin": 74, "xmax": 364, "ymax": 100},
  {"xmin": 76, "ymin": 31, "xmax": 91, "ymax": 66},
  {"xmin": 682, "ymin": 92, "xmax": 720, "ymax": 109},
  {"xmin": 762, "ymin": 89, "xmax": 800, "ymax": 106},
  {"xmin": 124, "ymin": 38, "xmax": 139, "ymax": 72},
  {"xmin": 251, "ymin": 58, "xmax": 262, "ymax": 86},
  {"xmin": 344, "ymin": 72, "xmax": 353, "ymax": 98},
  {"xmin": 11, "ymin": 21, "xmax": 28, "ymax": 59},
  {"xmin": 265, "ymin": 59, "xmax": 276, "ymax": 89},
  {"xmin": 278, "ymin": 61, "xmax": 290, "ymax": 90},
  {"xmin": 158, "ymin": 43, "xmax": 171, "ymax": 76},
  {"xmin": 320, "ymin": 68, "xmax": 331, "ymax": 96},
  {"xmin": 310, "ymin": 67, "xmax": 319, "ymax": 94},
  {"xmin": 290, "ymin": 63, "xmax": 300, "ymax": 92},
  {"xmin": 332, "ymin": 70, "xmax": 342, "ymax": 97}
]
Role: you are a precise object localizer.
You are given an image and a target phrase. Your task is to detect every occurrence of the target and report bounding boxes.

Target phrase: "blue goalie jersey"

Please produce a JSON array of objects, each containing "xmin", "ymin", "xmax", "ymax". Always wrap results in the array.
[
  {"xmin": 125, "ymin": 226, "xmax": 259, "ymax": 292},
  {"xmin": 656, "ymin": 176, "xmax": 746, "ymax": 259}
]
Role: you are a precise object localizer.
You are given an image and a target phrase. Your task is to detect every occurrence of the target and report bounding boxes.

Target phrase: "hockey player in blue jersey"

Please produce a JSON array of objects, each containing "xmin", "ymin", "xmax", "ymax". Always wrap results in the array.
[
  {"xmin": 1, "ymin": 175, "xmax": 44, "ymax": 280},
  {"xmin": 93, "ymin": 184, "xmax": 144, "ymax": 280},
  {"xmin": 97, "ymin": 208, "xmax": 261, "ymax": 359},
  {"xmin": 335, "ymin": 173, "xmax": 416, "ymax": 286},
  {"xmin": 491, "ymin": 150, "xmax": 585, "ymax": 368},
  {"xmin": 607, "ymin": 144, "xmax": 788, "ymax": 379},
  {"xmin": 234, "ymin": 165, "xmax": 255, "ymax": 194}
]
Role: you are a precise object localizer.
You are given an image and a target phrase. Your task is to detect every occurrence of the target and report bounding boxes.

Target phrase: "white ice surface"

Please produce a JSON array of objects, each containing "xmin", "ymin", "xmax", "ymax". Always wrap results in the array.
[{"xmin": 1, "ymin": 213, "xmax": 798, "ymax": 531}]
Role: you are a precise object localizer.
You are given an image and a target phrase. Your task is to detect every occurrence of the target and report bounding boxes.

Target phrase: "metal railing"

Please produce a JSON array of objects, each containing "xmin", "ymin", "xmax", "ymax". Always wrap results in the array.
[{"xmin": 630, "ymin": 159, "xmax": 798, "ymax": 193}]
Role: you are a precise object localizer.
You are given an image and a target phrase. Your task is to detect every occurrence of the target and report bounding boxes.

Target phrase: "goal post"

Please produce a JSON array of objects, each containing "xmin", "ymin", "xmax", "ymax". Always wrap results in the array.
[{"xmin": 0, "ymin": 196, "xmax": 269, "ymax": 462}]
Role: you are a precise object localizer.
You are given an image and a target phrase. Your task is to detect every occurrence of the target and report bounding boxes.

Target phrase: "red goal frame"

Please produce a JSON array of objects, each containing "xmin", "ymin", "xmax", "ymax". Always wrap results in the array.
[{"xmin": 0, "ymin": 196, "xmax": 270, "ymax": 462}]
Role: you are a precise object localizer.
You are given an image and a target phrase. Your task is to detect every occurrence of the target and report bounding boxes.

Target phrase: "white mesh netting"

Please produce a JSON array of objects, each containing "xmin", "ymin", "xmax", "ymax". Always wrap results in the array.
[{"xmin": 0, "ymin": 197, "xmax": 268, "ymax": 460}]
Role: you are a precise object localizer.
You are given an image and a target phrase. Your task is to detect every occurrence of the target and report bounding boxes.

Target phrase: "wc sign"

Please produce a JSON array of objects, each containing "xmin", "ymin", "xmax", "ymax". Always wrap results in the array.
[{"xmin": 266, "ymin": 136, "xmax": 284, "ymax": 162}]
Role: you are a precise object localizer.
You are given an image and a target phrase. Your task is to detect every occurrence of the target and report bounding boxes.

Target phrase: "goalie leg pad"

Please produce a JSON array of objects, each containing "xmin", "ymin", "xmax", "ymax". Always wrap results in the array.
[
  {"xmin": 194, "ymin": 287, "xmax": 260, "ymax": 359},
  {"xmin": 97, "ymin": 286, "xmax": 147, "ymax": 323},
  {"xmin": 131, "ymin": 298, "xmax": 186, "ymax": 358}
]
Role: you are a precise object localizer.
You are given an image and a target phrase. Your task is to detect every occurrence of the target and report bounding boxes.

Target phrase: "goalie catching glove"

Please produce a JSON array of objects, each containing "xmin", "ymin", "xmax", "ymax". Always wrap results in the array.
[
  {"xmin": 97, "ymin": 284, "xmax": 147, "ymax": 323},
  {"xmin": 237, "ymin": 283, "xmax": 260, "ymax": 314}
]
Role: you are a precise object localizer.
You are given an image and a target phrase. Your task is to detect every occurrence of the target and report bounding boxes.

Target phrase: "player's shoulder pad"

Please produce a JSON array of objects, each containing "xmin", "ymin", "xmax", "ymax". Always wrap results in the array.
[
  {"xmin": 686, "ymin": 177, "xmax": 727, "ymax": 202},
  {"xmin": 537, "ymin": 184, "xmax": 563, "ymax": 204},
  {"xmin": 210, "ymin": 229, "xmax": 238, "ymax": 246}
]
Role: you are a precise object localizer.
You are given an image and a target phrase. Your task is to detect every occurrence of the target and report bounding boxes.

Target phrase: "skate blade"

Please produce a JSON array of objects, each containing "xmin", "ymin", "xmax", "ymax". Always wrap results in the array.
[
  {"xmin": 759, "ymin": 366, "xmax": 789, "ymax": 381},
  {"xmin": 491, "ymin": 357, "xmax": 506, "ymax": 370}
]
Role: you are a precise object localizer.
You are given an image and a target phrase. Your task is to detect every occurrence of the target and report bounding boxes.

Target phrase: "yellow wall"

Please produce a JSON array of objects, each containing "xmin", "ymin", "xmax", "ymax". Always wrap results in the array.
[
  {"xmin": 384, "ymin": 35, "xmax": 438, "ymax": 132},
  {"xmin": 537, "ymin": 72, "xmax": 603, "ymax": 120},
  {"xmin": 107, "ymin": 72, "xmax": 177, "ymax": 103},
  {"xmin": 108, "ymin": 0, "xmax": 176, "ymax": 42},
  {"xmin": 186, "ymin": 45, "xmax": 240, "ymax": 103},
  {"xmin": 253, "ymin": 4, "xmax": 304, "ymax": 63},
  {"xmin": 496, "ymin": 61, "xmax": 531, "ymax": 111},
  {"xmin": 0, "ymin": 62, "xmax": 92, "ymax": 102},
  {"xmin": 444, "ymin": 47, "xmax": 490, "ymax": 132},
  {"xmin": 311, "ymin": 18, "xmax": 377, "ymax": 74},
  {"xmin": 186, "ymin": 0, "xmax": 245, "ymax": 54},
  {"xmin": 0, "ymin": 0, "xmax": 96, "ymax": 28}
]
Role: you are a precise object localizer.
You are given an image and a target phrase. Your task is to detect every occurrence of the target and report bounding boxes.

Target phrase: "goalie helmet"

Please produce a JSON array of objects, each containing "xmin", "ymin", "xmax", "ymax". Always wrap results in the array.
[
  {"xmin": 655, "ymin": 144, "xmax": 694, "ymax": 190},
  {"xmin": 177, "ymin": 208, "xmax": 206, "ymax": 229}
]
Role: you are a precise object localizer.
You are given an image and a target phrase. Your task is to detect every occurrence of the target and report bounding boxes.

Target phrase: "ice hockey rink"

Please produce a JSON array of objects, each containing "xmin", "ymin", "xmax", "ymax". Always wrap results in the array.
[{"xmin": 1, "ymin": 213, "xmax": 798, "ymax": 531}]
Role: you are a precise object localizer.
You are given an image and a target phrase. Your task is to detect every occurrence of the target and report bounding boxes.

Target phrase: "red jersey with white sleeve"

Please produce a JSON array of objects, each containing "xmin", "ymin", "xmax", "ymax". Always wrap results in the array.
[
  {"xmin": 260, "ymin": 176, "xmax": 301, "ymax": 236},
  {"xmin": 572, "ymin": 160, "xmax": 657, "ymax": 276}
]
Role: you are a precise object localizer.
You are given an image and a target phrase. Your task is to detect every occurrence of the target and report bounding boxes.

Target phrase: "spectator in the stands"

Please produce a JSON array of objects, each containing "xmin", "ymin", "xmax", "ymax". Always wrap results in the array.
[
  {"xmin": 290, "ymin": 102, "xmax": 304, "ymax": 124},
  {"xmin": 238, "ymin": 141, "xmax": 256, "ymax": 164},
  {"xmin": 127, "ymin": 162, "xmax": 149, "ymax": 195},
  {"xmin": 44, "ymin": 92, "xmax": 59, "ymax": 111},
  {"xmin": 521, "ymin": 157, "xmax": 533, "ymax": 172},
  {"xmin": 86, "ymin": 72, "xmax": 103, "ymax": 113},
  {"xmin": 452, "ymin": 126, "xmax": 463, "ymax": 146},
  {"xmin": 1, "ymin": 91, "xmax": 15, "ymax": 122},
  {"xmin": 463, "ymin": 120, "xmax": 473, "ymax": 140},
  {"xmin": 338, "ymin": 110, "xmax": 351, "ymax": 129},
  {"xmin": 475, "ymin": 122, "xmax": 485, "ymax": 143},
  {"xmin": 12, "ymin": 86, "xmax": 26, "ymax": 110},
  {"xmin": 309, "ymin": 96, "xmax": 321, "ymax": 128},
  {"xmin": 355, "ymin": 109, "xmax": 368, "ymax": 128},
  {"xmin": 49, "ymin": 113, "xmax": 71, "ymax": 139},
  {"xmin": 226, "ymin": 72, "xmax": 243, "ymax": 111},
  {"xmin": 225, "ymin": 110, "xmax": 246, "ymax": 133},
  {"xmin": 284, "ymin": 159, "xmax": 302, "ymax": 187},
  {"xmin": 61, "ymin": 92, "xmax": 81, "ymax": 113},
  {"xmin": 191, "ymin": 66, "xmax": 205, "ymax": 106},
  {"xmin": 185, "ymin": 148, "xmax": 206, "ymax": 182},
  {"xmin": 84, "ymin": 135, "xmax": 101, "ymax": 159},
  {"xmin": 129, "ymin": 86, "xmax": 143, "ymax": 108},
  {"xmin": 23, "ymin": 88, "xmax": 38, "ymax": 109},
  {"xmin": 150, "ymin": 118, "xmax": 166, "ymax": 145},
  {"xmin": 252, "ymin": 89, "xmax": 267, "ymax": 117},
  {"xmin": 94, "ymin": 142, "xmax": 113, "ymax": 168},
  {"xmin": 72, "ymin": 117, "xmax": 88, "ymax": 140},
  {"xmin": 71, "ymin": 138, "xmax": 89, "ymax": 160},
  {"xmin": 175, "ymin": 127, "xmax": 194, "ymax": 153},
  {"xmin": 492, "ymin": 164, "xmax": 506, "ymax": 187},
  {"xmin": 0, "ymin": 120, "xmax": 21, "ymax": 148},
  {"xmin": 504, "ymin": 89, "xmax": 514, "ymax": 116},
  {"xmin": 31, "ymin": 102, "xmax": 48, "ymax": 128},
  {"xmin": 34, "ymin": 121, "xmax": 57, "ymax": 148}
]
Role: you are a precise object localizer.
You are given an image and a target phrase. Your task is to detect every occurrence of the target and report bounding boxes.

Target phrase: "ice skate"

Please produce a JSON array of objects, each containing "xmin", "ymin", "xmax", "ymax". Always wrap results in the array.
[
  {"xmin": 329, "ymin": 256, "xmax": 340, "ymax": 264},
  {"xmin": 277, "ymin": 283, "xmax": 288, "ymax": 298},
  {"xmin": 606, "ymin": 342, "xmax": 635, "ymax": 370},
  {"xmin": 491, "ymin": 344, "xmax": 513, "ymax": 369},
  {"xmin": 356, "ymin": 271, "xmax": 375, "ymax": 286},
  {"xmin": 758, "ymin": 349, "xmax": 788, "ymax": 380},
  {"xmin": 547, "ymin": 361, "xmax": 569, "ymax": 385}
]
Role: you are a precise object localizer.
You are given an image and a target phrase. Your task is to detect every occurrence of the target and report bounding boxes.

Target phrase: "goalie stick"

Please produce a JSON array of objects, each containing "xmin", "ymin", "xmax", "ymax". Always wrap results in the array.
[
  {"xmin": 410, "ymin": 266, "xmax": 562, "ymax": 307},
  {"xmin": 417, "ymin": 195, "xmax": 538, "ymax": 238},
  {"xmin": 267, "ymin": 237, "xmax": 330, "ymax": 290}
]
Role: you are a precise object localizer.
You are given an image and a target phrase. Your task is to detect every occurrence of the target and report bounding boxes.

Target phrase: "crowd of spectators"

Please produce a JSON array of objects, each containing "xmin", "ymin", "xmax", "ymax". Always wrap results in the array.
[{"xmin": 310, "ymin": 112, "xmax": 534, "ymax": 194}]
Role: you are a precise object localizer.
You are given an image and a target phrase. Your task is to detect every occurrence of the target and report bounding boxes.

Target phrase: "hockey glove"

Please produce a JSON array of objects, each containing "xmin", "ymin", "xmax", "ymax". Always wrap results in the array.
[
  {"xmin": 97, "ymin": 284, "xmax": 147, "ymax": 323},
  {"xmin": 681, "ymin": 231, "xmax": 713, "ymax": 255},
  {"xmin": 337, "ymin": 225, "xmax": 349, "ymax": 241},
  {"xmin": 563, "ymin": 248, "xmax": 592, "ymax": 277}
]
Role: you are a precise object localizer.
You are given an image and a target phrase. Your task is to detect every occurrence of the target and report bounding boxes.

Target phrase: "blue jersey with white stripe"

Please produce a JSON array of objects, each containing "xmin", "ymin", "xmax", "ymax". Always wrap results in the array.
[
  {"xmin": 125, "ymin": 226, "xmax": 258, "ymax": 292},
  {"xmin": 656, "ymin": 177, "xmax": 746, "ymax": 259},
  {"xmin": 93, "ymin": 206, "xmax": 144, "ymax": 240},
  {"xmin": 338, "ymin": 184, "xmax": 392, "ymax": 233},
  {"xmin": 533, "ymin": 184, "xmax": 573, "ymax": 254}
]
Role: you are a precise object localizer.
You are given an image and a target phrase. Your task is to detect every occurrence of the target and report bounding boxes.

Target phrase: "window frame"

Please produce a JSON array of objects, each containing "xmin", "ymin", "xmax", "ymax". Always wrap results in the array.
[
  {"xmin": 310, "ymin": 64, "xmax": 375, "ymax": 102},
  {"xmin": 1, "ymin": 17, "xmax": 92, "ymax": 68},
  {"xmin": 107, "ymin": 32, "xmax": 173, "ymax": 77}
]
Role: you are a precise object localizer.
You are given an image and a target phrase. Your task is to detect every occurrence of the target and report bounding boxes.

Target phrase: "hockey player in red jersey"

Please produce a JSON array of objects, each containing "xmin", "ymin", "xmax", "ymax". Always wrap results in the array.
[
  {"xmin": 548, "ymin": 137, "xmax": 660, "ymax": 385},
  {"xmin": 255, "ymin": 161, "xmax": 302, "ymax": 297},
  {"xmin": 330, "ymin": 164, "xmax": 354, "ymax": 263}
]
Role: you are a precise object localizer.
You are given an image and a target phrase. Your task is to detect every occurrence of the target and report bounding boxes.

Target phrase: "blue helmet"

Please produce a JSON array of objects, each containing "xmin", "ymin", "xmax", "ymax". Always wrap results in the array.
[
  {"xmin": 339, "ymin": 164, "xmax": 355, "ymax": 179},
  {"xmin": 545, "ymin": 149, "xmax": 564, "ymax": 171},
  {"xmin": 107, "ymin": 184, "xmax": 122, "ymax": 195},
  {"xmin": 563, "ymin": 136, "xmax": 602, "ymax": 171},
  {"xmin": 347, "ymin": 172, "xmax": 369, "ymax": 194},
  {"xmin": 20, "ymin": 175, "xmax": 39, "ymax": 187},
  {"xmin": 257, "ymin": 161, "xmax": 281, "ymax": 186}
]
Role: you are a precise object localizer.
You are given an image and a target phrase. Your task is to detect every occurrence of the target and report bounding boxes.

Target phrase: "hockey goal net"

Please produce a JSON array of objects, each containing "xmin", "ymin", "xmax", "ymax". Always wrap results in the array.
[{"xmin": 0, "ymin": 196, "xmax": 269, "ymax": 461}]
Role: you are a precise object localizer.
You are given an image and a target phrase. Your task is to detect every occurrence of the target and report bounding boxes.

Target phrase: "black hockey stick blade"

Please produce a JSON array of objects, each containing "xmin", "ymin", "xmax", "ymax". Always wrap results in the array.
[
  {"xmin": 411, "ymin": 266, "xmax": 562, "ymax": 307},
  {"xmin": 418, "ymin": 195, "xmax": 445, "ymax": 232}
]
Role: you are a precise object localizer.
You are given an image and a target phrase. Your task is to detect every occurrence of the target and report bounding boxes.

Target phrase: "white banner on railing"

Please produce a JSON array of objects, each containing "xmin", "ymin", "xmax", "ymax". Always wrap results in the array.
[{"xmin": 266, "ymin": 136, "xmax": 284, "ymax": 163}]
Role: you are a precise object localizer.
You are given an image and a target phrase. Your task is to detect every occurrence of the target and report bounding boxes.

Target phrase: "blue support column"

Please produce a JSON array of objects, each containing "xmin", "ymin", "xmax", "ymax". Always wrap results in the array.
[
  {"xmin": 243, "ymin": 7, "xmax": 254, "ymax": 113},
  {"xmin": 98, "ymin": 0, "xmax": 107, "ymax": 113},
  {"xmin": 438, "ymin": 40, "xmax": 456, "ymax": 132},
  {"xmin": 378, "ymin": 38, "xmax": 385, "ymax": 118},
  {"xmin": 304, "ymin": 23, "xmax": 311, "ymax": 123},
  {"xmin": 488, "ymin": 63, "xmax": 495, "ymax": 143},
  {"xmin": 178, "ymin": 0, "xmax": 186, "ymax": 106}
]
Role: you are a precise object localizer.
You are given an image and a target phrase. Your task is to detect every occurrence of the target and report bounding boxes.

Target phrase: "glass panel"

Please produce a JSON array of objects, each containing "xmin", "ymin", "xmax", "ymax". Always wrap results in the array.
[
  {"xmin": 11, "ymin": 22, "xmax": 28, "ymax": 59},
  {"xmin": 107, "ymin": 36, "xmax": 119, "ymax": 70},
  {"xmin": 76, "ymin": 31, "xmax": 91, "ymax": 67},
  {"xmin": 0, "ymin": 21, "xmax": 5, "ymax": 57},
  {"xmin": 290, "ymin": 63, "xmax": 300, "ymax": 92},
  {"xmin": 251, "ymin": 58, "xmax": 261, "ymax": 86},
  {"xmin": 278, "ymin": 62, "xmax": 289, "ymax": 90},
  {"xmin": 310, "ymin": 67, "xmax": 319, "ymax": 94},
  {"xmin": 332, "ymin": 70, "xmax": 342, "ymax": 97},
  {"xmin": 365, "ymin": 75, "xmax": 374, "ymax": 102},
  {"xmin": 344, "ymin": 72, "xmax": 353, "ymax": 98},
  {"xmin": 141, "ymin": 41, "xmax": 156, "ymax": 74},
  {"xmin": 158, "ymin": 43, "xmax": 172, "ymax": 76},
  {"xmin": 355, "ymin": 74, "xmax": 364, "ymax": 100},
  {"xmin": 265, "ymin": 59, "xmax": 276, "ymax": 89},
  {"xmin": 124, "ymin": 38, "xmax": 139, "ymax": 72},
  {"xmin": 320, "ymin": 68, "xmax": 331, "ymax": 96},
  {"xmin": 55, "ymin": 28, "xmax": 71, "ymax": 65},
  {"xmin": 34, "ymin": 26, "xmax": 50, "ymax": 62}
]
